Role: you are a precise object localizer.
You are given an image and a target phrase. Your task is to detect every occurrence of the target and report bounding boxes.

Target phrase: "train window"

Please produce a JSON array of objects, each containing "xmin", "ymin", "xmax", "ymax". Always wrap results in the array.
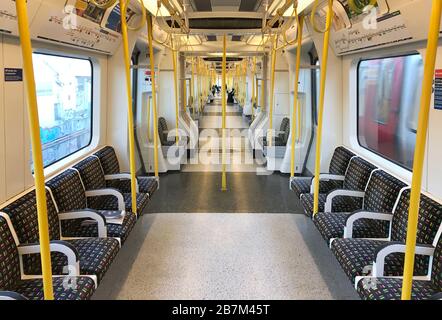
[
  {"xmin": 32, "ymin": 53, "xmax": 93, "ymax": 168},
  {"xmin": 357, "ymin": 54, "xmax": 423, "ymax": 170}
]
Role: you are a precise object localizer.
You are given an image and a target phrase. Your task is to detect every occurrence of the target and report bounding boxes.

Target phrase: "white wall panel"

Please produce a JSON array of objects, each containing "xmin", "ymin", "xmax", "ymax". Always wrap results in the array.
[{"xmin": 3, "ymin": 37, "xmax": 25, "ymax": 199}]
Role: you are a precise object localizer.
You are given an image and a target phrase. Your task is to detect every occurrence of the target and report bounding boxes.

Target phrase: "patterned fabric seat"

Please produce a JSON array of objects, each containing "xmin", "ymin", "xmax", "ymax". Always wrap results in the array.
[
  {"xmin": 314, "ymin": 212, "xmax": 390, "ymax": 244},
  {"xmin": 291, "ymin": 146, "xmax": 355, "ymax": 199},
  {"xmin": 46, "ymin": 169, "xmax": 136, "ymax": 243},
  {"xmin": 314, "ymin": 170, "xmax": 407, "ymax": 243},
  {"xmin": 331, "ymin": 190, "xmax": 442, "ymax": 283},
  {"xmin": 300, "ymin": 157, "xmax": 377, "ymax": 217},
  {"xmin": 301, "ymin": 193, "xmax": 363, "ymax": 217},
  {"xmin": 1, "ymin": 190, "xmax": 120, "ymax": 284},
  {"xmin": 262, "ymin": 117, "xmax": 290, "ymax": 147},
  {"xmin": 94, "ymin": 146, "xmax": 158, "ymax": 197},
  {"xmin": 159, "ymin": 117, "xmax": 176, "ymax": 147},
  {"xmin": 73, "ymin": 157, "xmax": 149, "ymax": 214},
  {"xmin": 357, "ymin": 234, "xmax": 442, "ymax": 300},
  {"xmin": 0, "ymin": 215, "xmax": 96, "ymax": 300},
  {"xmin": 87, "ymin": 193, "xmax": 149, "ymax": 214}
]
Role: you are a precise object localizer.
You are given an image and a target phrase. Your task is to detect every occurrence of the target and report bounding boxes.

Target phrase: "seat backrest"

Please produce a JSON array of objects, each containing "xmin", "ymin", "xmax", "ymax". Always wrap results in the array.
[
  {"xmin": 0, "ymin": 215, "xmax": 20, "ymax": 292},
  {"xmin": 279, "ymin": 118, "xmax": 290, "ymax": 145},
  {"xmin": 363, "ymin": 170, "xmax": 407, "ymax": 213},
  {"xmin": 329, "ymin": 147, "xmax": 355, "ymax": 175},
  {"xmin": 431, "ymin": 232, "xmax": 442, "ymax": 290},
  {"xmin": 391, "ymin": 189, "xmax": 442, "ymax": 244},
  {"xmin": 94, "ymin": 146, "xmax": 120, "ymax": 175},
  {"xmin": 1, "ymin": 190, "xmax": 61, "ymax": 244},
  {"xmin": 158, "ymin": 117, "xmax": 168, "ymax": 145},
  {"xmin": 73, "ymin": 156, "xmax": 106, "ymax": 190},
  {"xmin": 46, "ymin": 169, "xmax": 87, "ymax": 212},
  {"xmin": 343, "ymin": 157, "xmax": 377, "ymax": 191}
]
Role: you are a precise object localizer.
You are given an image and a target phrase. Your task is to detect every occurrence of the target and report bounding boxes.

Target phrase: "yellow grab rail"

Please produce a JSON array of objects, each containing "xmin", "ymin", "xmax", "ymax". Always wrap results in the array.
[
  {"xmin": 312, "ymin": 0, "xmax": 334, "ymax": 216},
  {"xmin": 222, "ymin": 35, "xmax": 227, "ymax": 191},
  {"xmin": 268, "ymin": 38, "xmax": 277, "ymax": 147},
  {"xmin": 16, "ymin": 0, "xmax": 54, "ymax": 300},
  {"xmin": 191, "ymin": 57, "xmax": 196, "ymax": 117},
  {"xmin": 120, "ymin": 0, "xmax": 138, "ymax": 216},
  {"xmin": 290, "ymin": 14, "xmax": 304, "ymax": 179},
  {"xmin": 401, "ymin": 0, "xmax": 442, "ymax": 300},
  {"xmin": 310, "ymin": 0, "xmax": 332, "ymax": 33},
  {"xmin": 172, "ymin": 49, "xmax": 180, "ymax": 144},
  {"xmin": 147, "ymin": 14, "xmax": 160, "ymax": 179}
]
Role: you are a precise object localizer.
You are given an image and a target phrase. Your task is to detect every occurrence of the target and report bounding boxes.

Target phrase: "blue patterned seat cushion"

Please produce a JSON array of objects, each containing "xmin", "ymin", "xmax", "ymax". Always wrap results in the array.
[
  {"xmin": 291, "ymin": 178, "xmax": 342, "ymax": 199},
  {"xmin": 313, "ymin": 212, "xmax": 390, "ymax": 243},
  {"xmin": 87, "ymin": 192, "xmax": 149, "ymax": 214},
  {"xmin": 106, "ymin": 177, "xmax": 158, "ymax": 197},
  {"xmin": 23, "ymin": 238, "xmax": 120, "ymax": 284},
  {"xmin": 60, "ymin": 213, "xmax": 137, "ymax": 244},
  {"xmin": 300, "ymin": 193, "xmax": 363, "ymax": 217},
  {"xmin": 356, "ymin": 277, "xmax": 439, "ymax": 300},
  {"xmin": 14, "ymin": 276, "xmax": 96, "ymax": 300},
  {"xmin": 331, "ymin": 239, "xmax": 430, "ymax": 283}
]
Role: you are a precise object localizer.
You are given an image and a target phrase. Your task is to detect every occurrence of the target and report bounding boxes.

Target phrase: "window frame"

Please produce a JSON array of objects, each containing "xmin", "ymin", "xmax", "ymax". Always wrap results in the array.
[
  {"xmin": 32, "ymin": 51, "xmax": 94, "ymax": 169},
  {"xmin": 356, "ymin": 52, "xmax": 422, "ymax": 172}
]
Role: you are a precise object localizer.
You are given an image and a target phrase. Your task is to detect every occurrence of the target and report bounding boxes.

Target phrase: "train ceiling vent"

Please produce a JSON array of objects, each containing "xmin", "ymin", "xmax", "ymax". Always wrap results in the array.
[
  {"xmin": 191, "ymin": 0, "xmax": 262, "ymax": 12},
  {"xmin": 231, "ymin": 35, "xmax": 243, "ymax": 41},
  {"xmin": 206, "ymin": 35, "xmax": 218, "ymax": 41}
]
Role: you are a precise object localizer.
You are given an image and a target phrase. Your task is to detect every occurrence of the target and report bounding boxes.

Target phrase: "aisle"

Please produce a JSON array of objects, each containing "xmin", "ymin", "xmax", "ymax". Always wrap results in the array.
[
  {"xmin": 182, "ymin": 98, "xmax": 260, "ymax": 172},
  {"xmin": 92, "ymin": 213, "xmax": 359, "ymax": 300}
]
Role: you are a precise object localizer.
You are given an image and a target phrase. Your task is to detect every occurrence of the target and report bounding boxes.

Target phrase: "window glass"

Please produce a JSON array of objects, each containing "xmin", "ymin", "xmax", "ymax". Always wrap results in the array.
[
  {"xmin": 33, "ymin": 53, "xmax": 93, "ymax": 168},
  {"xmin": 358, "ymin": 54, "xmax": 423, "ymax": 170}
]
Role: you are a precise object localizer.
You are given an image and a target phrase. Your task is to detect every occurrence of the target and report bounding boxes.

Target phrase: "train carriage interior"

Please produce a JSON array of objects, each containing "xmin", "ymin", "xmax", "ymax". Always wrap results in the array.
[{"xmin": 0, "ymin": 0, "xmax": 442, "ymax": 304}]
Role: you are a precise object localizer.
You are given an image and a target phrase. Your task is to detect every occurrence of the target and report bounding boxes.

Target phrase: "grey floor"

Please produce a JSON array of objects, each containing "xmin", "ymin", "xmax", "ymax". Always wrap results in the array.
[
  {"xmin": 146, "ymin": 172, "xmax": 303, "ymax": 213},
  {"xmin": 93, "ymin": 213, "xmax": 358, "ymax": 300},
  {"xmin": 93, "ymin": 100, "xmax": 358, "ymax": 300},
  {"xmin": 92, "ymin": 172, "xmax": 359, "ymax": 300}
]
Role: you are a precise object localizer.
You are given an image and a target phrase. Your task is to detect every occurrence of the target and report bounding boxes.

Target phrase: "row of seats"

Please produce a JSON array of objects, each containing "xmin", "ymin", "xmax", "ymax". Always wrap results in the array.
[
  {"xmin": 292, "ymin": 146, "xmax": 442, "ymax": 300},
  {"xmin": 0, "ymin": 146, "xmax": 158, "ymax": 300}
]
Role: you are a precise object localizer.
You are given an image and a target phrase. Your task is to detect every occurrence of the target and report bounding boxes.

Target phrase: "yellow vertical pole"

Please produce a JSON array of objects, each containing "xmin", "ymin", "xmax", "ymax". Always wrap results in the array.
[
  {"xmin": 260, "ymin": 59, "xmax": 265, "ymax": 110},
  {"xmin": 268, "ymin": 38, "xmax": 277, "ymax": 147},
  {"xmin": 191, "ymin": 57, "xmax": 196, "ymax": 117},
  {"xmin": 172, "ymin": 49, "xmax": 180, "ymax": 144},
  {"xmin": 312, "ymin": 0, "xmax": 333, "ymax": 216},
  {"xmin": 147, "ymin": 15, "xmax": 159, "ymax": 179},
  {"xmin": 15, "ymin": 0, "xmax": 54, "ymax": 300},
  {"xmin": 222, "ymin": 35, "xmax": 227, "ymax": 191},
  {"xmin": 184, "ymin": 80, "xmax": 187, "ymax": 111},
  {"xmin": 290, "ymin": 15, "xmax": 304, "ymax": 179},
  {"xmin": 401, "ymin": 0, "xmax": 442, "ymax": 300},
  {"xmin": 251, "ymin": 58, "xmax": 256, "ymax": 119},
  {"xmin": 120, "ymin": 0, "xmax": 138, "ymax": 215}
]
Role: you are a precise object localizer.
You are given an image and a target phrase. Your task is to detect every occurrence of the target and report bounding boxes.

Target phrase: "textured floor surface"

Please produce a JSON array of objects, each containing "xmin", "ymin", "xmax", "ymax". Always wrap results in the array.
[
  {"xmin": 146, "ymin": 172, "xmax": 303, "ymax": 213},
  {"xmin": 93, "ymin": 213, "xmax": 359, "ymax": 300}
]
